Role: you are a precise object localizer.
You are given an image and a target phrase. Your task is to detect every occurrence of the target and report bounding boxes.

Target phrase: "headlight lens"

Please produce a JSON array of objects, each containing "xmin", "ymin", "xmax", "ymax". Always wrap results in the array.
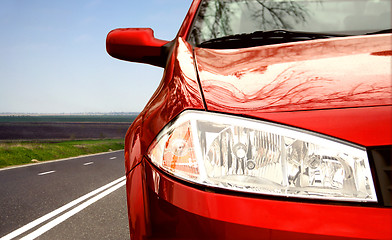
[{"xmin": 147, "ymin": 110, "xmax": 377, "ymax": 202}]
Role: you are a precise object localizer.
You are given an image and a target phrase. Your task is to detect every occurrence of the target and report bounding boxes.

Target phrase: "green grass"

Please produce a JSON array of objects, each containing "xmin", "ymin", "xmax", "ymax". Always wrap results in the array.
[{"xmin": 0, "ymin": 139, "xmax": 124, "ymax": 168}]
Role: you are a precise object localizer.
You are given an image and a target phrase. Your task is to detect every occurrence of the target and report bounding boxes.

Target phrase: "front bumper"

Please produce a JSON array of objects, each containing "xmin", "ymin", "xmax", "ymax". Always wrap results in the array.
[{"xmin": 127, "ymin": 158, "xmax": 392, "ymax": 240}]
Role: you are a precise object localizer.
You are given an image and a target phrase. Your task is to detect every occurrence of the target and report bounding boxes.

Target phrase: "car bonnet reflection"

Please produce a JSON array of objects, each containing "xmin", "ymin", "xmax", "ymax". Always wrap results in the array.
[{"xmin": 194, "ymin": 34, "xmax": 392, "ymax": 113}]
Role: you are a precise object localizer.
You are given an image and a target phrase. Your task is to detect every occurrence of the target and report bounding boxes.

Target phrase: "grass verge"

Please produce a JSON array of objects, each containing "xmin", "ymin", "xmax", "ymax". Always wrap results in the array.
[{"xmin": 0, "ymin": 139, "xmax": 124, "ymax": 168}]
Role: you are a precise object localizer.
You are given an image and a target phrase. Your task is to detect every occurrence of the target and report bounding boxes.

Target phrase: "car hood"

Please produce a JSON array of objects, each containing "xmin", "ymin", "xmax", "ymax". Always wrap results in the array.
[{"xmin": 193, "ymin": 34, "xmax": 392, "ymax": 146}]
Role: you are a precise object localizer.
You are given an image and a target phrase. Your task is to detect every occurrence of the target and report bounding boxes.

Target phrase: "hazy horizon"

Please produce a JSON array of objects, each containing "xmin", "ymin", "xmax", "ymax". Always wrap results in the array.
[{"xmin": 0, "ymin": 111, "xmax": 140, "ymax": 116}]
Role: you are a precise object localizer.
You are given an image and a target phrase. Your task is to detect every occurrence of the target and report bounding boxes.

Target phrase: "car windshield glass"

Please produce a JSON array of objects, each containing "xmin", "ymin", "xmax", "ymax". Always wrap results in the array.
[{"xmin": 188, "ymin": 0, "xmax": 392, "ymax": 47}]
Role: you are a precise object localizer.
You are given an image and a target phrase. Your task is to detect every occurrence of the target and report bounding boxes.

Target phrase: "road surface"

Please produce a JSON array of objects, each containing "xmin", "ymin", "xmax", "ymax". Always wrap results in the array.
[{"xmin": 0, "ymin": 150, "xmax": 130, "ymax": 239}]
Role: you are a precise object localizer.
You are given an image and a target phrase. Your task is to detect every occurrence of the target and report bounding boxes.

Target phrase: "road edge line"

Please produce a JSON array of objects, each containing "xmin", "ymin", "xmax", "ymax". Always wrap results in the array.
[
  {"xmin": 0, "ymin": 176, "xmax": 126, "ymax": 240},
  {"xmin": 20, "ymin": 179, "xmax": 126, "ymax": 240}
]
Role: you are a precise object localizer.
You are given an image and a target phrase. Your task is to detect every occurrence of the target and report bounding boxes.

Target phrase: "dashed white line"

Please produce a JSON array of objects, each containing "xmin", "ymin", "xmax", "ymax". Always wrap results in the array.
[
  {"xmin": 37, "ymin": 171, "xmax": 56, "ymax": 176},
  {"xmin": 20, "ymin": 179, "xmax": 126, "ymax": 240},
  {"xmin": 1, "ymin": 176, "xmax": 126, "ymax": 240},
  {"xmin": 109, "ymin": 157, "xmax": 117, "ymax": 160},
  {"xmin": 83, "ymin": 162, "xmax": 94, "ymax": 166}
]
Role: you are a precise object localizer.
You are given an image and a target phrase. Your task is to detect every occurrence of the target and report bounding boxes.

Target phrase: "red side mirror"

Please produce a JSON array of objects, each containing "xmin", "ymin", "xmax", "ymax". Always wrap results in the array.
[{"xmin": 106, "ymin": 28, "xmax": 170, "ymax": 67}]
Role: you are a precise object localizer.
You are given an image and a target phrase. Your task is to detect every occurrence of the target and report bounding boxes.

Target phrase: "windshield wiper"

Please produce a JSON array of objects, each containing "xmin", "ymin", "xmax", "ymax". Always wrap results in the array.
[{"xmin": 198, "ymin": 30, "xmax": 349, "ymax": 49}]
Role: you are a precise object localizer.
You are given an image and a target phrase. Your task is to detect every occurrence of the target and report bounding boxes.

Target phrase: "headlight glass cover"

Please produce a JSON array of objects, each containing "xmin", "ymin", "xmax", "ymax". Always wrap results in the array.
[{"xmin": 147, "ymin": 110, "xmax": 377, "ymax": 202}]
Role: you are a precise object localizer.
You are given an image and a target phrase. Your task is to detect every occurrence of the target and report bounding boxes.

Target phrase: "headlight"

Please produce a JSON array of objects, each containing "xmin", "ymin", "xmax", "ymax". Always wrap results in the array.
[{"xmin": 147, "ymin": 110, "xmax": 377, "ymax": 202}]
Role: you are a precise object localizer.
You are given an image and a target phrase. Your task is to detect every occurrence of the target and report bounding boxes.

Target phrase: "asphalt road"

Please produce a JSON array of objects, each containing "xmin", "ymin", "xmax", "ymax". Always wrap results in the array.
[{"xmin": 0, "ymin": 150, "xmax": 130, "ymax": 239}]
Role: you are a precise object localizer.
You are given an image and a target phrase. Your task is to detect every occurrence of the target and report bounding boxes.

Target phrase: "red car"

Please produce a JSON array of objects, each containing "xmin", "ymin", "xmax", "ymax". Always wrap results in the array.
[{"xmin": 107, "ymin": 0, "xmax": 392, "ymax": 239}]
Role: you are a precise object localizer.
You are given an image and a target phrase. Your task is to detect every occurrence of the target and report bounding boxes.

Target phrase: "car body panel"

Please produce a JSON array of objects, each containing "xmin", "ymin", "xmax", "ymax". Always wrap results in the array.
[
  {"xmin": 143, "ymin": 159, "xmax": 392, "ymax": 240},
  {"xmin": 124, "ymin": 37, "xmax": 205, "ymax": 239},
  {"xmin": 109, "ymin": 1, "xmax": 392, "ymax": 239},
  {"xmin": 194, "ymin": 34, "xmax": 392, "ymax": 147},
  {"xmin": 124, "ymin": 34, "xmax": 392, "ymax": 240},
  {"xmin": 248, "ymin": 106, "xmax": 392, "ymax": 147},
  {"xmin": 125, "ymin": 163, "xmax": 147, "ymax": 239},
  {"xmin": 195, "ymin": 34, "xmax": 392, "ymax": 114},
  {"xmin": 124, "ymin": 37, "xmax": 204, "ymax": 175},
  {"xmin": 177, "ymin": 0, "xmax": 202, "ymax": 38}
]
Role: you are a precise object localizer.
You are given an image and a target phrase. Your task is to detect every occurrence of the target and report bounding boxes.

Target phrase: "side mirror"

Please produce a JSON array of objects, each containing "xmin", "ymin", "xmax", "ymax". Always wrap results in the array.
[{"xmin": 106, "ymin": 28, "xmax": 170, "ymax": 67}]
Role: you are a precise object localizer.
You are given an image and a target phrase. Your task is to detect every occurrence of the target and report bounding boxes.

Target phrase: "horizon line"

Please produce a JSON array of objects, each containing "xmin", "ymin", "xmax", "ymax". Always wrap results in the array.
[{"xmin": 0, "ymin": 112, "xmax": 140, "ymax": 116}]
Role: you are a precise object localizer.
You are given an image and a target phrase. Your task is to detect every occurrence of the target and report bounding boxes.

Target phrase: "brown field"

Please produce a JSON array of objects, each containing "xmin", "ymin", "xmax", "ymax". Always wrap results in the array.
[{"xmin": 0, "ymin": 122, "xmax": 130, "ymax": 141}]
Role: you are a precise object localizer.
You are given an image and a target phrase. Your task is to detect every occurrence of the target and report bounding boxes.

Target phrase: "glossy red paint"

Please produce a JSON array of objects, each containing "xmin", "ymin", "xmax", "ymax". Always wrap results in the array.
[
  {"xmin": 142, "ymin": 160, "xmax": 392, "ymax": 240},
  {"xmin": 195, "ymin": 34, "xmax": 392, "ymax": 114},
  {"xmin": 253, "ymin": 106, "xmax": 392, "ymax": 147},
  {"xmin": 123, "ymin": 38, "xmax": 392, "ymax": 240},
  {"xmin": 125, "ymin": 163, "xmax": 147, "ymax": 239},
  {"xmin": 124, "ymin": 38, "xmax": 204, "ymax": 238},
  {"xmin": 107, "ymin": 1, "xmax": 392, "ymax": 239},
  {"xmin": 106, "ymin": 28, "xmax": 169, "ymax": 66},
  {"xmin": 177, "ymin": 0, "xmax": 202, "ymax": 38},
  {"xmin": 194, "ymin": 34, "xmax": 392, "ymax": 146},
  {"xmin": 124, "ymin": 37, "xmax": 204, "ymax": 174}
]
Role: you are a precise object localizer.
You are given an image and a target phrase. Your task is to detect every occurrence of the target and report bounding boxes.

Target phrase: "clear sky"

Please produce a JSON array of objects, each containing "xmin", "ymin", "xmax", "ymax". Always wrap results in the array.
[{"xmin": 0, "ymin": 0, "xmax": 192, "ymax": 113}]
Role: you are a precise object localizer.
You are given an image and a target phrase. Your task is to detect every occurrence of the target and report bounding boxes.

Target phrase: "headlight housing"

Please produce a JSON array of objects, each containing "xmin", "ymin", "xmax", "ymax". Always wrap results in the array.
[{"xmin": 147, "ymin": 110, "xmax": 377, "ymax": 202}]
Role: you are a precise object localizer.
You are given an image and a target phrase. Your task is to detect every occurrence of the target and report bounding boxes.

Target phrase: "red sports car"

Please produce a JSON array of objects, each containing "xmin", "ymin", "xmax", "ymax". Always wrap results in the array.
[{"xmin": 107, "ymin": 0, "xmax": 392, "ymax": 239}]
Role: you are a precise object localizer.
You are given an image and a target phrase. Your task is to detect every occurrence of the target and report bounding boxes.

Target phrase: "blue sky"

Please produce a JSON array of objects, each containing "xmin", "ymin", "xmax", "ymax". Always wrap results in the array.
[{"xmin": 0, "ymin": 0, "xmax": 192, "ymax": 113}]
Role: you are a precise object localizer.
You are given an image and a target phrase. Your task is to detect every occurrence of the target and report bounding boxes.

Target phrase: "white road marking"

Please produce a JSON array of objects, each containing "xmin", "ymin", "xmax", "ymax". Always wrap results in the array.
[
  {"xmin": 83, "ymin": 162, "xmax": 94, "ymax": 166},
  {"xmin": 20, "ymin": 179, "xmax": 126, "ymax": 240},
  {"xmin": 1, "ymin": 176, "xmax": 126, "ymax": 240},
  {"xmin": 37, "ymin": 171, "xmax": 55, "ymax": 176},
  {"xmin": 109, "ymin": 157, "xmax": 117, "ymax": 160}
]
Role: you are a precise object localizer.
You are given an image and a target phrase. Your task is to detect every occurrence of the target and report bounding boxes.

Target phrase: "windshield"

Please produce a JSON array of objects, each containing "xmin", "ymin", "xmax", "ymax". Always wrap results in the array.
[{"xmin": 188, "ymin": 0, "xmax": 391, "ymax": 47}]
